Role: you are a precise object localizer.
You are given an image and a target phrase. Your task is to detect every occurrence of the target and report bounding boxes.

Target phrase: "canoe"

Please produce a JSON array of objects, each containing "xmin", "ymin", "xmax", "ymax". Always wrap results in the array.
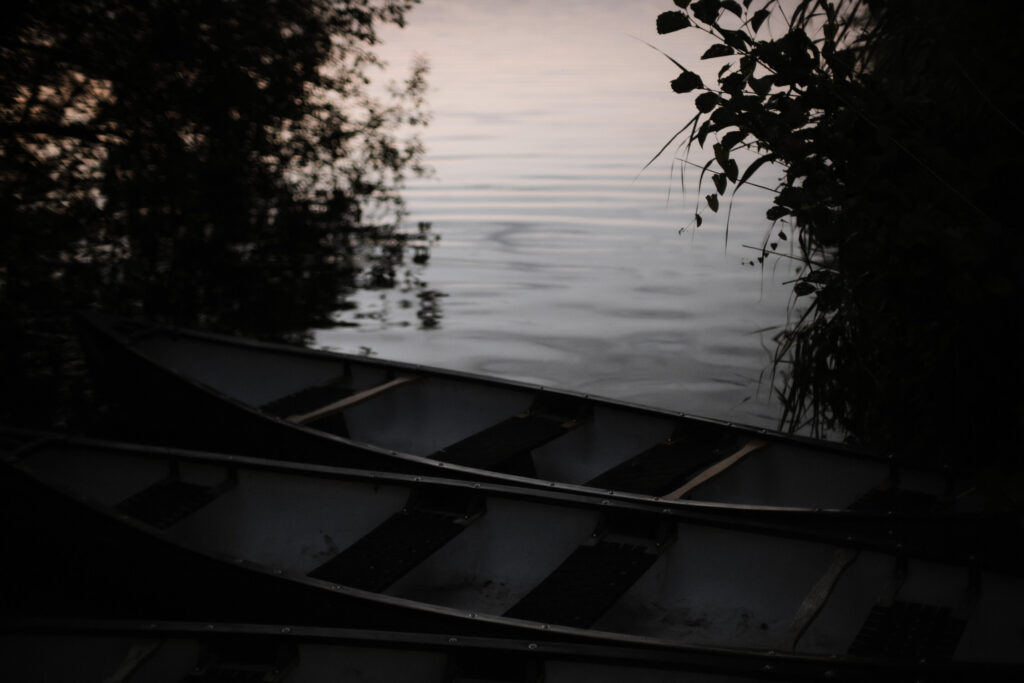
[
  {"xmin": 5, "ymin": 619, "xmax": 996, "ymax": 683},
  {"xmin": 3, "ymin": 429, "xmax": 1021, "ymax": 675},
  {"xmin": 77, "ymin": 311, "xmax": 977, "ymax": 513}
]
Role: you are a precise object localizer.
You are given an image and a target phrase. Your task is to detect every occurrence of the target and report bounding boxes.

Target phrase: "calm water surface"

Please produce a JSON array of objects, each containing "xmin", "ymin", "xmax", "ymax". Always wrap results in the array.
[{"xmin": 316, "ymin": 0, "xmax": 801, "ymax": 429}]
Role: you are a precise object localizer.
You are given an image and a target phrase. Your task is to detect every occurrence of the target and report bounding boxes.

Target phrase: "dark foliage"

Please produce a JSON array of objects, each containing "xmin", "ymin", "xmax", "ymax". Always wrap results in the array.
[
  {"xmin": 656, "ymin": 0, "xmax": 1024, "ymax": 475},
  {"xmin": 1, "ymin": 0, "xmax": 432, "ymax": 429}
]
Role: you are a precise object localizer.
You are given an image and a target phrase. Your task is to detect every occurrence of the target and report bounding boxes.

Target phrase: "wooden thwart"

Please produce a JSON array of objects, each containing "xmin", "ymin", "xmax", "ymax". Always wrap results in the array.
[
  {"xmin": 286, "ymin": 376, "xmax": 416, "ymax": 425},
  {"xmin": 663, "ymin": 439, "xmax": 768, "ymax": 499},
  {"xmin": 780, "ymin": 547, "xmax": 859, "ymax": 652}
]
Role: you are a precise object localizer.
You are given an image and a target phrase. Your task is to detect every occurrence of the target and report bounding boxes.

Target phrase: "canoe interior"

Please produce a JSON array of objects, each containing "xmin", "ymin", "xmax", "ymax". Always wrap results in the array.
[
  {"xmin": 10, "ymin": 438, "xmax": 1022, "ymax": 663},
  {"xmin": 125, "ymin": 327, "xmax": 964, "ymax": 511}
]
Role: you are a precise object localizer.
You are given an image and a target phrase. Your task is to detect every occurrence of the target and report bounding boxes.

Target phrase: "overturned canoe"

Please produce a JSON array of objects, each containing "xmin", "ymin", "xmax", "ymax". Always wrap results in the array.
[
  {"xmin": 3, "ymin": 429, "xmax": 1021, "ymax": 673},
  {"xmin": 78, "ymin": 312, "xmax": 976, "ymax": 513}
]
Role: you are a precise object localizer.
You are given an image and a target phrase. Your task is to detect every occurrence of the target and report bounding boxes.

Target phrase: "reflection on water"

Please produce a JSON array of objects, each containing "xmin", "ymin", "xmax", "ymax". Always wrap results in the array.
[
  {"xmin": 317, "ymin": 0, "xmax": 800, "ymax": 428},
  {"xmin": 1, "ymin": 2, "xmax": 434, "ymax": 430}
]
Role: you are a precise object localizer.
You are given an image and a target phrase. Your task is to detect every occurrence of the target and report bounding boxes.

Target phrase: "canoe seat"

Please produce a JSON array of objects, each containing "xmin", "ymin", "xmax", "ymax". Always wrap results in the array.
[
  {"xmin": 186, "ymin": 639, "xmax": 298, "ymax": 682},
  {"xmin": 848, "ymin": 485, "xmax": 951, "ymax": 514},
  {"xmin": 847, "ymin": 601, "xmax": 966, "ymax": 660},
  {"xmin": 585, "ymin": 424, "xmax": 744, "ymax": 496},
  {"xmin": 116, "ymin": 469, "xmax": 236, "ymax": 530},
  {"xmin": 308, "ymin": 488, "xmax": 485, "ymax": 593},
  {"xmin": 447, "ymin": 651, "xmax": 542, "ymax": 683},
  {"xmin": 503, "ymin": 512, "xmax": 674, "ymax": 629},
  {"xmin": 432, "ymin": 393, "xmax": 592, "ymax": 475}
]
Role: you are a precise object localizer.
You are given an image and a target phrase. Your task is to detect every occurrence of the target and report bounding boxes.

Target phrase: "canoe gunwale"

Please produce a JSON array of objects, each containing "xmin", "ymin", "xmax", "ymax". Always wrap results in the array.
[
  {"xmin": 4, "ymin": 428, "xmax": 1018, "ymax": 575},
  {"xmin": 2, "ymin": 618, "xmax": 1017, "ymax": 682}
]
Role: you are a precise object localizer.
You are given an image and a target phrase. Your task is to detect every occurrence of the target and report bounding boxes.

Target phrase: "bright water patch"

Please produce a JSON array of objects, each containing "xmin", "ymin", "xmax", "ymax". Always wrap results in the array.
[{"xmin": 315, "ymin": 0, "xmax": 803, "ymax": 429}]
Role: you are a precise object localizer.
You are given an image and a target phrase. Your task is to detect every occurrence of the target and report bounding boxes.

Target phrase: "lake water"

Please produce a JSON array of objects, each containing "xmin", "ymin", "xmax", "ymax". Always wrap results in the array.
[{"xmin": 315, "ymin": 0, "xmax": 801, "ymax": 429}]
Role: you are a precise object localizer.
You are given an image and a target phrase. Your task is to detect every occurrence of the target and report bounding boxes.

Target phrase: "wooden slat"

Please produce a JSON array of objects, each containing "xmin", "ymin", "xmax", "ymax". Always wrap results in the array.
[
  {"xmin": 662, "ymin": 439, "xmax": 768, "ymax": 500},
  {"xmin": 286, "ymin": 376, "xmax": 416, "ymax": 425},
  {"xmin": 104, "ymin": 641, "xmax": 163, "ymax": 683},
  {"xmin": 780, "ymin": 547, "xmax": 859, "ymax": 652}
]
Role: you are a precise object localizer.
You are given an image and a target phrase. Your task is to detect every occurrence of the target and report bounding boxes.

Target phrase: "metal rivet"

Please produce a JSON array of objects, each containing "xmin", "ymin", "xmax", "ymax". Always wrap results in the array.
[
  {"xmin": 448, "ymin": 637, "xmax": 458, "ymax": 644},
  {"xmin": 281, "ymin": 627, "xmax": 291, "ymax": 634},
  {"xmin": 528, "ymin": 643, "xmax": 538, "ymax": 650}
]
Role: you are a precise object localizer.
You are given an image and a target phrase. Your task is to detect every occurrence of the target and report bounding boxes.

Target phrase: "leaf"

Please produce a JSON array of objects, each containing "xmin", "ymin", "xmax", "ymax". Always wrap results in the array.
[
  {"xmin": 736, "ymin": 152, "xmax": 777, "ymax": 190},
  {"xmin": 657, "ymin": 11, "xmax": 691, "ymax": 34},
  {"xmin": 710, "ymin": 106, "xmax": 738, "ymax": 128},
  {"xmin": 721, "ymin": 0, "xmax": 743, "ymax": 17},
  {"xmin": 713, "ymin": 142, "xmax": 729, "ymax": 169},
  {"xmin": 749, "ymin": 74, "xmax": 773, "ymax": 98},
  {"xmin": 696, "ymin": 119, "xmax": 713, "ymax": 146},
  {"xmin": 723, "ymin": 158, "xmax": 739, "ymax": 182},
  {"xmin": 674, "ymin": 0, "xmax": 692, "ymax": 7},
  {"xmin": 691, "ymin": 0, "xmax": 722, "ymax": 25},
  {"xmin": 713, "ymin": 172, "xmax": 727, "ymax": 194},
  {"xmin": 720, "ymin": 72, "xmax": 745, "ymax": 95},
  {"xmin": 695, "ymin": 213, "xmax": 703, "ymax": 227},
  {"xmin": 720, "ymin": 129, "xmax": 746, "ymax": 150},
  {"xmin": 670, "ymin": 70, "xmax": 704, "ymax": 93},
  {"xmin": 750, "ymin": 8, "xmax": 770, "ymax": 33},
  {"xmin": 793, "ymin": 281, "xmax": 817, "ymax": 297},
  {"xmin": 739, "ymin": 54, "xmax": 757, "ymax": 78},
  {"xmin": 695, "ymin": 92, "xmax": 719, "ymax": 113},
  {"xmin": 766, "ymin": 204, "xmax": 788, "ymax": 220},
  {"xmin": 778, "ymin": 230, "xmax": 787, "ymax": 240},
  {"xmin": 701, "ymin": 44, "xmax": 734, "ymax": 59},
  {"xmin": 720, "ymin": 29, "xmax": 750, "ymax": 51},
  {"xmin": 706, "ymin": 193, "xmax": 720, "ymax": 212}
]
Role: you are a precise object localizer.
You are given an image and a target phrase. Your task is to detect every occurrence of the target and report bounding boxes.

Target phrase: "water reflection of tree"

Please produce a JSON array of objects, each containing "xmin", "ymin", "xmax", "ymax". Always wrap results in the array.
[{"xmin": 1, "ymin": 0, "xmax": 437, "ymax": 429}]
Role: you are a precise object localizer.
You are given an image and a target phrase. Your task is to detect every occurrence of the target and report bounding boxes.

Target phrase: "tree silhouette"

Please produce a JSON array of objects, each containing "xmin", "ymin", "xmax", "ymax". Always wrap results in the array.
[
  {"xmin": 656, "ymin": 0, "xmax": 1023, "ymax": 477},
  {"xmin": 1, "ymin": 0, "xmax": 430, "ymax": 427}
]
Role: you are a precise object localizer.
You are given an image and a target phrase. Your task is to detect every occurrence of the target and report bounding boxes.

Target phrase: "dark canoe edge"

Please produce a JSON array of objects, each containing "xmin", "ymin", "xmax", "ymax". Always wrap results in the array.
[
  {"xmin": 75, "ymin": 310, "xmax": 959, "ymax": 482},
  {"xmin": 2, "ymin": 618, "xmax": 1019, "ymax": 682},
  {"xmin": 3, "ymin": 427, "xmax": 1020, "ymax": 575}
]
